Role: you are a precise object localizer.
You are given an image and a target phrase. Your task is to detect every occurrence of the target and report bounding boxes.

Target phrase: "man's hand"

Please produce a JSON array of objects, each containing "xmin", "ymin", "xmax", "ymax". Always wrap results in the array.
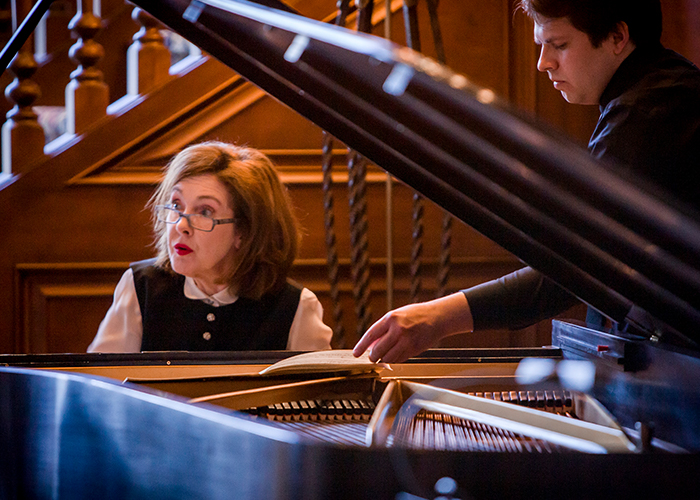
[{"xmin": 352, "ymin": 292, "xmax": 474, "ymax": 363}]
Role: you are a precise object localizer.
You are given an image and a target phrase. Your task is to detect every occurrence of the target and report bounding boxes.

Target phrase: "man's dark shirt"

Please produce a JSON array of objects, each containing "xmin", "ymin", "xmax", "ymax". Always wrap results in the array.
[
  {"xmin": 463, "ymin": 45, "xmax": 700, "ymax": 331},
  {"xmin": 590, "ymin": 45, "xmax": 700, "ymax": 210}
]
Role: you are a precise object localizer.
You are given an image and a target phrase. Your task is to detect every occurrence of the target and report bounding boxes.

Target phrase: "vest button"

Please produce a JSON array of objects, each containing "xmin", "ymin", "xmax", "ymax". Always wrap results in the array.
[
  {"xmin": 207, "ymin": 313, "xmax": 216, "ymax": 322},
  {"xmin": 203, "ymin": 332, "xmax": 212, "ymax": 341}
]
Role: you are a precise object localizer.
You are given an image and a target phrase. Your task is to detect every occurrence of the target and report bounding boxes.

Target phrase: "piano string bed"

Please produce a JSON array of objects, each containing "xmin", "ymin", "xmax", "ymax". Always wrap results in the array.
[
  {"xmin": 238, "ymin": 389, "xmax": 576, "ymax": 451},
  {"xmin": 128, "ymin": 367, "xmax": 634, "ymax": 454}
]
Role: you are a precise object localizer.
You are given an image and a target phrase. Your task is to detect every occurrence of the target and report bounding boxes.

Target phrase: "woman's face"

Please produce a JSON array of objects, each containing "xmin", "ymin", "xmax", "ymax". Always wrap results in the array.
[{"xmin": 166, "ymin": 174, "xmax": 242, "ymax": 295}]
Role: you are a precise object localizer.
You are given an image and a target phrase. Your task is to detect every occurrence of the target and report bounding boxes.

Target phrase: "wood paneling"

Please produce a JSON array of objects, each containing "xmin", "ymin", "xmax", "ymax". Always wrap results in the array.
[
  {"xmin": 15, "ymin": 263, "xmax": 129, "ymax": 353},
  {"xmin": 12, "ymin": 255, "xmax": 530, "ymax": 355}
]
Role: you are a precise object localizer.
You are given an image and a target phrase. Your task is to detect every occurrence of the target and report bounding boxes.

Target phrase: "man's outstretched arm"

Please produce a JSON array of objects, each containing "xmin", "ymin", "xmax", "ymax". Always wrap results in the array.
[{"xmin": 352, "ymin": 292, "xmax": 474, "ymax": 363}]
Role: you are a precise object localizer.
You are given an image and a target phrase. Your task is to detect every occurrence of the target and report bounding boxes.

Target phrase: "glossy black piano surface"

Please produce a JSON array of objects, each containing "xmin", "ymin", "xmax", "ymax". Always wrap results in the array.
[{"xmin": 2, "ymin": 344, "xmax": 700, "ymax": 499}]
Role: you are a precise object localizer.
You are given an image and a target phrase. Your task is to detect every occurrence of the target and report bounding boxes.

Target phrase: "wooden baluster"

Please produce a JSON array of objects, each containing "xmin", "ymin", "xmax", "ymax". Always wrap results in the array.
[
  {"xmin": 355, "ymin": 0, "xmax": 374, "ymax": 33},
  {"xmin": 334, "ymin": 0, "xmax": 352, "ymax": 27},
  {"xmin": 348, "ymin": 0, "xmax": 375, "ymax": 340},
  {"xmin": 65, "ymin": 0, "xmax": 108, "ymax": 135},
  {"xmin": 402, "ymin": 0, "xmax": 452, "ymax": 300},
  {"xmin": 410, "ymin": 191, "xmax": 424, "ymax": 302},
  {"xmin": 321, "ymin": 133, "xmax": 346, "ymax": 348},
  {"xmin": 425, "ymin": 0, "xmax": 445, "ymax": 63},
  {"xmin": 403, "ymin": 0, "xmax": 424, "ymax": 303},
  {"xmin": 127, "ymin": 7, "xmax": 171, "ymax": 96},
  {"xmin": 425, "ymin": 0, "xmax": 452, "ymax": 299},
  {"xmin": 383, "ymin": 0, "xmax": 396, "ymax": 310},
  {"xmin": 347, "ymin": 150, "xmax": 372, "ymax": 341},
  {"xmin": 402, "ymin": 0, "xmax": 421, "ymax": 51},
  {"xmin": 2, "ymin": 49, "xmax": 45, "ymax": 175},
  {"xmin": 322, "ymin": 0, "xmax": 351, "ymax": 347},
  {"xmin": 436, "ymin": 211, "xmax": 452, "ymax": 298},
  {"xmin": 2, "ymin": 0, "xmax": 46, "ymax": 175}
]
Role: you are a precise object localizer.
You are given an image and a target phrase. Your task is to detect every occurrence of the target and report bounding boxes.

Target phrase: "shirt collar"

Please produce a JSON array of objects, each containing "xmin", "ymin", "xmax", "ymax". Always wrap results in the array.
[
  {"xmin": 599, "ymin": 43, "xmax": 665, "ymax": 110},
  {"xmin": 183, "ymin": 276, "xmax": 238, "ymax": 306}
]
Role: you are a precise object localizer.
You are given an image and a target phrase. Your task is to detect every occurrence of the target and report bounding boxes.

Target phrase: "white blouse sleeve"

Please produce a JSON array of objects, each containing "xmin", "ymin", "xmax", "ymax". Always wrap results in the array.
[
  {"xmin": 87, "ymin": 268, "xmax": 143, "ymax": 353},
  {"xmin": 286, "ymin": 288, "xmax": 333, "ymax": 350}
]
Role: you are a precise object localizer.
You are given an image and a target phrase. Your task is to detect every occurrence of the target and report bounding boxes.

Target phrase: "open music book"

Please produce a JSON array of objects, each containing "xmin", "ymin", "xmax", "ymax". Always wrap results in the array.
[{"xmin": 258, "ymin": 350, "xmax": 386, "ymax": 376}]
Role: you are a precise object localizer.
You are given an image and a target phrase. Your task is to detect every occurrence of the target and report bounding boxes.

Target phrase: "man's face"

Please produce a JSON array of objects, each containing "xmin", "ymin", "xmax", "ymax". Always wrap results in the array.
[{"xmin": 534, "ymin": 17, "xmax": 622, "ymax": 105}]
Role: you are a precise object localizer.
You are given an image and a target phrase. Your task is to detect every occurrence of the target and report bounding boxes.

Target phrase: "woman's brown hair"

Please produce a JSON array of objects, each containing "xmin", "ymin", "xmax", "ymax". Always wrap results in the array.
[{"xmin": 150, "ymin": 141, "xmax": 300, "ymax": 300}]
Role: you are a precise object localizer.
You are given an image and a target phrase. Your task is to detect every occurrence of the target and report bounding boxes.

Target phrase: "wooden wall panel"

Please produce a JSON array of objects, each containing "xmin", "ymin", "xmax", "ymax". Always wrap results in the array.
[
  {"xmin": 661, "ymin": 0, "xmax": 700, "ymax": 67},
  {"xmin": 15, "ymin": 263, "xmax": 129, "ymax": 353}
]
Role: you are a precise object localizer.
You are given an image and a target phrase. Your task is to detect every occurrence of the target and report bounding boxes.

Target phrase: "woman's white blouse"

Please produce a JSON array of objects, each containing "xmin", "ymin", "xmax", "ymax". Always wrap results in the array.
[{"xmin": 88, "ymin": 268, "xmax": 333, "ymax": 352}]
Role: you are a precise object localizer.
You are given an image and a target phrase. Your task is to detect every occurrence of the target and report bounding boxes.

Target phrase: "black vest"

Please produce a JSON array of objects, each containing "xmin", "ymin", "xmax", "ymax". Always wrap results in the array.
[{"xmin": 131, "ymin": 259, "xmax": 301, "ymax": 351}]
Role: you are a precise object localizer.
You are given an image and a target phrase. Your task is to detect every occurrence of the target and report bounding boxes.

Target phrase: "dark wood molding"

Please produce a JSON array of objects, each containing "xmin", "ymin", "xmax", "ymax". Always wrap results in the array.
[{"xmin": 69, "ymin": 147, "xmax": 391, "ymax": 186}]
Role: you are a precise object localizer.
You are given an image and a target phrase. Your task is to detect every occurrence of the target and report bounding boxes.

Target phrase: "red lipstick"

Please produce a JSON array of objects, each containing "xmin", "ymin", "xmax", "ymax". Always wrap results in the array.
[{"xmin": 174, "ymin": 243, "xmax": 193, "ymax": 256}]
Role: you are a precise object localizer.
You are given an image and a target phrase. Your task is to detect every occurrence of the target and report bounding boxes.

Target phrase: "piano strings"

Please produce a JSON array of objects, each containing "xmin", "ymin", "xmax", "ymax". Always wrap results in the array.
[
  {"xmin": 242, "ymin": 398, "xmax": 377, "ymax": 446},
  {"xmin": 240, "ymin": 390, "xmax": 576, "ymax": 451},
  {"xmin": 392, "ymin": 410, "xmax": 570, "ymax": 453}
]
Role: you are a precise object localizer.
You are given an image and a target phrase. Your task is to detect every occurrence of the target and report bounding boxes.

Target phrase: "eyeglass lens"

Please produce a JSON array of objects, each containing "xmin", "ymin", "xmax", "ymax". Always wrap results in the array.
[{"xmin": 158, "ymin": 207, "xmax": 214, "ymax": 231}]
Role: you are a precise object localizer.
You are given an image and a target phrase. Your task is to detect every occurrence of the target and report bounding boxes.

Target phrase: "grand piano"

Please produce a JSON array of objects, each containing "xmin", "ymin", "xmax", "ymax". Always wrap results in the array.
[{"xmin": 2, "ymin": 1, "xmax": 700, "ymax": 498}]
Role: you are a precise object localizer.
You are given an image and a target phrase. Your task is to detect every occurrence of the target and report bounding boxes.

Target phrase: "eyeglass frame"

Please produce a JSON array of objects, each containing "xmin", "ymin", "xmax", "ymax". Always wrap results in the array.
[{"xmin": 155, "ymin": 205, "xmax": 237, "ymax": 232}]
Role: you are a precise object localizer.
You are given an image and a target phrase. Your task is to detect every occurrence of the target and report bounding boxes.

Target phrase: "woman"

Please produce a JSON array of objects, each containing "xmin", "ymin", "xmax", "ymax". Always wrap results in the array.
[{"xmin": 88, "ymin": 141, "xmax": 332, "ymax": 352}]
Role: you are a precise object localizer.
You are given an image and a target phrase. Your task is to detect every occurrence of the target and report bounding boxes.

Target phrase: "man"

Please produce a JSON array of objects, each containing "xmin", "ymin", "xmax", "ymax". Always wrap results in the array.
[
  {"xmin": 353, "ymin": 0, "xmax": 700, "ymax": 364},
  {"xmin": 533, "ymin": 0, "xmax": 699, "ymax": 208}
]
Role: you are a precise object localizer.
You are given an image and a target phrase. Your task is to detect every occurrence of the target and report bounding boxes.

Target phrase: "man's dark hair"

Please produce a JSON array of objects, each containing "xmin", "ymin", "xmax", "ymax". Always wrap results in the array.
[{"xmin": 518, "ymin": 0, "xmax": 662, "ymax": 48}]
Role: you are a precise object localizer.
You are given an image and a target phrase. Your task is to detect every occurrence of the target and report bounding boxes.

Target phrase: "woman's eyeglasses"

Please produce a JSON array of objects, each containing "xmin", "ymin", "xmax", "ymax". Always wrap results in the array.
[{"xmin": 156, "ymin": 205, "xmax": 236, "ymax": 232}]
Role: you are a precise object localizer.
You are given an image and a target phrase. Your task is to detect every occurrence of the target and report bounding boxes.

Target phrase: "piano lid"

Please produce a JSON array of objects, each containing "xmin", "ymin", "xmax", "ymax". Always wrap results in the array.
[{"xmin": 133, "ymin": 0, "xmax": 700, "ymax": 346}]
